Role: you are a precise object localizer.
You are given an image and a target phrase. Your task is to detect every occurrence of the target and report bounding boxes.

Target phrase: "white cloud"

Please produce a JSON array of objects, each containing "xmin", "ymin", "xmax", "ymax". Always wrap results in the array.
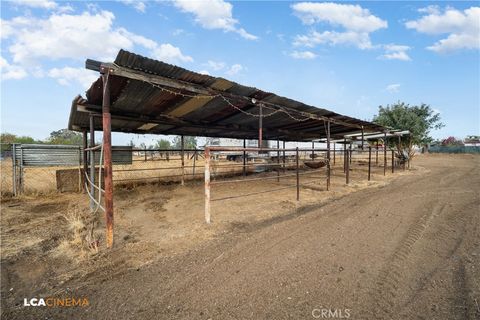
[
  {"xmin": 1, "ymin": 9, "xmax": 193, "ymax": 80},
  {"xmin": 379, "ymin": 44, "xmax": 412, "ymax": 61},
  {"xmin": 47, "ymin": 67, "xmax": 98, "ymax": 88},
  {"xmin": 290, "ymin": 50, "xmax": 317, "ymax": 59},
  {"xmin": 225, "ymin": 64, "xmax": 243, "ymax": 75},
  {"xmin": 12, "ymin": 0, "xmax": 58, "ymax": 10},
  {"xmin": 151, "ymin": 44, "xmax": 193, "ymax": 63},
  {"xmin": 386, "ymin": 83, "xmax": 401, "ymax": 93},
  {"xmin": 0, "ymin": 56, "xmax": 27, "ymax": 80},
  {"xmin": 173, "ymin": 0, "xmax": 258, "ymax": 40},
  {"xmin": 197, "ymin": 70, "xmax": 210, "ymax": 75},
  {"xmin": 292, "ymin": 2, "xmax": 387, "ymax": 49},
  {"xmin": 406, "ymin": 6, "xmax": 480, "ymax": 53},
  {"xmin": 205, "ymin": 60, "xmax": 226, "ymax": 71},
  {"xmin": 120, "ymin": 0, "xmax": 146, "ymax": 13}
]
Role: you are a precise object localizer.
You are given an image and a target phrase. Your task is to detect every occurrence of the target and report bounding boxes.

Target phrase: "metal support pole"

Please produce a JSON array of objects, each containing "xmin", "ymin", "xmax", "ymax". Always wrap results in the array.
[
  {"xmin": 327, "ymin": 121, "xmax": 331, "ymax": 191},
  {"xmin": 343, "ymin": 138, "xmax": 347, "ymax": 173},
  {"xmin": 204, "ymin": 147, "xmax": 211, "ymax": 223},
  {"xmin": 349, "ymin": 142, "xmax": 352, "ymax": 164},
  {"xmin": 361, "ymin": 127, "xmax": 364, "ymax": 150},
  {"xmin": 376, "ymin": 140, "xmax": 379, "ymax": 165},
  {"xmin": 384, "ymin": 133, "xmax": 387, "ymax": 176},
  {"xmin": 258, "ymin": 105, "xmax": 263, "ymax": 149},
  {"xmin": 368, "ymin": 146, "xmax": 372, "ymax": 181},
  {"xmin": 277, "ymin": 139, "xmax": 280, "ymax": 182},
  {"xmin": 346, "ymin": 146, "xmax": 350, "ymax": 184},
  {"xmin": 311, "ymin": 141, "xmax": 314, "ymax": 159},
  {"xmin": 12, "ymin": 144, "xmax": 16, "ymax": 196},
  {"xmin": 82, "ymin": 130, "xmax": 88, "ymax": 193},
  {"xmin": 181, "ymin": 135, "xmax": 185, "ymax": 186},
  {"xmin": 243, "ymin": 139, "xmax": 246, "ymax": 177},
  {"xmin": 392, "ymin": 150, "xmax": 395, "ymax": 173},
  {"xmin": 89, "ymin": 114, "xmax": 95, "ymax": 209},
  {"xmin": 296, "ymin": 147, "xmax": 300, "ymax": 201},
  {"xmin": 282, "ymin": 141, "xmax": 286, "ymax": 173},
  {"xmin": 101, "ymin": 69, "xmax": 114, "ymax": 249},
  {"xmin": 144, "ymin": 145, "xmax": 147, "ymax": 162}
]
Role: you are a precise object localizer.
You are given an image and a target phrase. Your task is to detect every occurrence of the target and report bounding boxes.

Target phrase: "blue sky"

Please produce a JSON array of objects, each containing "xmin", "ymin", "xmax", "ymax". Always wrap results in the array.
[{"xmin": 1, "ymin": 0, "xmax": 479, "ymax": 146}]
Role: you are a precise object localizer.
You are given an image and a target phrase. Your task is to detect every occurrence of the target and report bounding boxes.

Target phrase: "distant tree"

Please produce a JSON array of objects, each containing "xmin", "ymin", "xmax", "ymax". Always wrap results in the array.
[
  {"xmin": 172, "ymin": 136, "xmax": 197, "ymax": 149},
  {"xmin": 0, "ymin": 133, "xmax": 39, "ymax": 151},
  {"xmin": 373, "ymin": 102, "xmax": 444, "ymax": 157},
  {"xmin": 156, "ymin": 139, "xmax": 171, "ymax": 149},
  {"xmin": 139, "ymin": 142, "xmax": 147, "ymax": 150},
  {"xmin": 441, "ymin": 136, "xmax": 463, "ymax": 146},
  {"xmin": 47, "ymin": 129, "xmax": 83, "ymax": 145}
]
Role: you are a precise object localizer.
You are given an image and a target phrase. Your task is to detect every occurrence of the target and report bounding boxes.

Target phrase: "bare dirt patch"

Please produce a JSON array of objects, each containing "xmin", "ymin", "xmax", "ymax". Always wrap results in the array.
[{"xmin": 1, "ymin": 154, "xmax": 478, "ymax": 319}]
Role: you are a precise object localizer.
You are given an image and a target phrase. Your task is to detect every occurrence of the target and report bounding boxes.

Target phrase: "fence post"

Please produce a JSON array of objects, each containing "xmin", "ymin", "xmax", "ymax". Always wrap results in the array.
[
  {"xmin": 20, "ymin": 146, "xmax": 23, "ymax": 194},
  {"xmin": 192, "ymin": 150, "xmax": 196, "ymax": 177},
  {"xmin": 392, "ymin": 150, "xmax": 395, "ymax": 173},
  {"xmin": 376, "ymin": 140, "xmax": 379, "ymax": 165},
  {"xmin": 346, "ymin": 147, "xmax": 350, "ymax": 184},
  {"xmin": 89, "ymin": 114, "xmax": 96, "ymax": 210},
  {"xmin": 12, "ymin": 143, "xmax": 16, "ymax": 196},
  {"xmin": 282, "ymin": 141, "xmax": 286, "ymax": 174},
  {"xmin": 384, "ymin": 133, "xmax": 387, "ymax": 176},
  {"xmin": 82, "ymin": 130, "xmax": 88, "ymax": 193},
  {"xmin": 368, "ymin": 146, "xmax": 372, "ymax": 181},
  {"xmin": 101, "ymin": 69, "xmax": 114, "ymax": 249},
  {"xmin": 181, "ymin": 135, "xmax": 185, "ymax": 186},
  {"xmin": 343, "ymin": 138, "xmax": 347, "ymax": 173},
  {"xmin": 243, "ymin": 139, "xmax": 246, "ymax": 177},
  {"xmin": 333, "ymin": 142, "xmax": 336, "ymax": 165},
  {"xmin": 296, "ymin": 147, "xmax": 300, "ymax": 201},
  {"xmin": 205, "ymin": 147, "xmax": 211, "ymax": 223},
  {"xmin": 277, "ymin": 139, "xmax": 280, "ymax": 182},
  {"xmin": 327, "ymin": 121, "xmax": 331, "ymax": 191}
]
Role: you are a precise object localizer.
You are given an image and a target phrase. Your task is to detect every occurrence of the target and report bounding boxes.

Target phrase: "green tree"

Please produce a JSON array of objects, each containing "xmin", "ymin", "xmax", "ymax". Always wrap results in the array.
[
  {"xmin": 156, "ymin": 139, "xmax": 171, "ymax": 149},
  {"xmin": 47, "ymin": 129, "xmax": 83, "ymax": 145},
  {"xmin": 172, "ymin": 136, "xmax": 197, "ymax": 149},
  {"xmin": 373, "ymin": 102, "xmax": 444, "ymax": 157},
  {"xmin": 0, "ymin": 133, "xmax": 39, "ymax": 151}
]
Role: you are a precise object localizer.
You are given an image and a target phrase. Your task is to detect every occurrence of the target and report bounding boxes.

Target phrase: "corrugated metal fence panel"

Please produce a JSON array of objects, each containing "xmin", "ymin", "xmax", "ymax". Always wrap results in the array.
[
  {"xmin": 15, "ymin": 144, "xmax": 133, "ymax": 167},
  {"xmin": 93, "ymin": 146, "xmax": 133, "ymax": 165},
  {"xmin": 15, "ymin": 144, "xmax": 80, "ymax": 167}
]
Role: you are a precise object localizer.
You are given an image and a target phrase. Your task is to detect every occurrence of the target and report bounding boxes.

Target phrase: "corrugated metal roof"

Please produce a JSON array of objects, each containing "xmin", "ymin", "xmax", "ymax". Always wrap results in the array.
[{"xmin": 68, "ymin": 50, "xmax": 387, "ymax": 141}]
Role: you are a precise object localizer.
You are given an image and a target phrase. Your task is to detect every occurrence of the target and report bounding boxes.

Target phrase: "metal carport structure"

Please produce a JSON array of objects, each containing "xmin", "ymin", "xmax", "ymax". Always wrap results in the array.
[{"xmin": 69, "ymin": 50, "xmax": 392, "ymax": 248}]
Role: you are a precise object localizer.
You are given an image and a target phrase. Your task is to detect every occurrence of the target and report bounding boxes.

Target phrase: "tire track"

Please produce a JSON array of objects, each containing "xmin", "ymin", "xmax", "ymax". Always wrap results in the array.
[{"xmin": 368, "ymin": 203, "xmax": 446, "ymax": 319}]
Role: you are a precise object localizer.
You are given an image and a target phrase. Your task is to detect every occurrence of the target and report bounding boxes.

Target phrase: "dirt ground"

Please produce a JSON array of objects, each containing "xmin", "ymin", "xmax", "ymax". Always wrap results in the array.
[{"xmin": 1, "ymin": 153, "xmax": 479, "ymax": 319}]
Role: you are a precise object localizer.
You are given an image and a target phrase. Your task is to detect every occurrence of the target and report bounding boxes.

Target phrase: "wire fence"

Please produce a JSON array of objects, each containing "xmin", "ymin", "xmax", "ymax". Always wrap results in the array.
[{"xmin": 1, "ymin": 143, "xmax": 402, "ymax": 198}]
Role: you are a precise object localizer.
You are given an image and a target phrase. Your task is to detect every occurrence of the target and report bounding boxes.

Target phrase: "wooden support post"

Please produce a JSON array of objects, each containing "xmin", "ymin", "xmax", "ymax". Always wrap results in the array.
[
  {"xmin": 376, "ymin": 140, "xmax": 379, "ymax": 165},
  {"xmin": 181, "ymin": 135, "xmax": 185, "ymax": 185},
  {"xmin": 311, "ymin": 141, "xmax": 314, "ymax": 159},
  {"xmin": 296, "ymin": 147, "xmax": 300, "ymax": 201},
  {"xmin": 327, "ymin": 121, "xmax": 331, "ymax": 191},
  {"xmin": 204, "ymin": 147, "xmax": 211, "ymax": 223},
  {"xmin": 343, "ymin": 138, "xmax": 347, "ymax": 173},
  {"xmin": 89, "ymin": 114, "xmax": 95, "ymax": 209},
  {"xmin": 384, "ymin": 133, "xmax": 387, "ymax": 176},
  {"xmin": 101, "ymin": 69, "xmax": 114, "ymax": 249},
  {"xmin": 243, "ymin": 139, "xmax": 246, "ymax": 177},
  {"xmin": 368, "ymin": 146, "xmax": 372, "ymax": 181},
  {"xmin": 349, "ymin": 142, "xmax": 352, "ymax": 164},
  {"xmin": 82, "ymin": 130, "xmax": 88, "ymax": 193}
]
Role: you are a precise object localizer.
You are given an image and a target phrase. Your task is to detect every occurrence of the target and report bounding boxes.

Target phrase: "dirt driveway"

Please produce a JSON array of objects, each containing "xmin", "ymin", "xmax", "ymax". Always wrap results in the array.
[{"xmin": 2, "ymin": 154, "xmax": 479, "ymax": 319}]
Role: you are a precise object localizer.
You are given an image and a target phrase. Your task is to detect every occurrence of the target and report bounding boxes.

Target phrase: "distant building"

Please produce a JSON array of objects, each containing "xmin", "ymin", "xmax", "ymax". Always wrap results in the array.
[{"xmin": 464, "ymin": 135, "xmax": 480, "ymax": 147}]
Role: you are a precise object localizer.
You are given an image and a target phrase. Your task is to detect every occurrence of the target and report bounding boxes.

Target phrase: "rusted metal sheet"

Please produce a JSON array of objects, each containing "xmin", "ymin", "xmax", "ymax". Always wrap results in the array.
[{"xmin": 69, "ymin": 50, "xmax": 388, "ymax": 141}]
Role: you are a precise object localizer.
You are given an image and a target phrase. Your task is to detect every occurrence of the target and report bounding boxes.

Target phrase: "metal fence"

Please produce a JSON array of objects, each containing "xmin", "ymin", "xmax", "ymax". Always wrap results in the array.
[{"xmin": 429, "ymin": 145, "xmax": 480, "ymax": 154}]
